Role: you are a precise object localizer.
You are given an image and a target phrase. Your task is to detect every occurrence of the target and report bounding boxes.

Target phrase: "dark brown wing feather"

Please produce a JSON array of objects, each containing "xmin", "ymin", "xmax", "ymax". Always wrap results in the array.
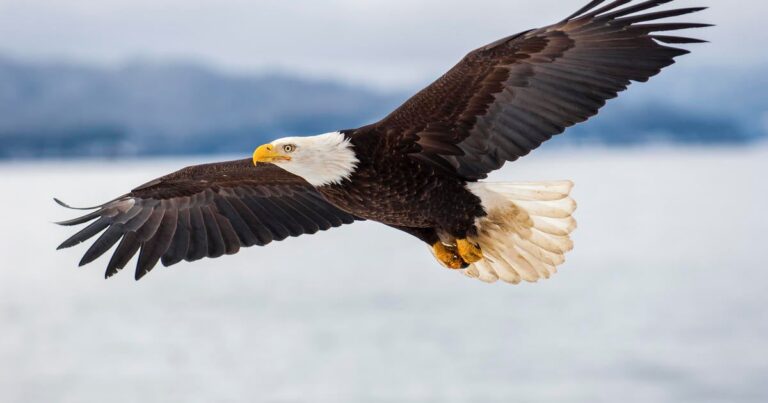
[
  {"xmin": 374, "ymin": 0, "xmax": 710, "ymax": 179},
  {"xmin": 56, "ymin": 159, "xmax": 361, "ymax": 280}
]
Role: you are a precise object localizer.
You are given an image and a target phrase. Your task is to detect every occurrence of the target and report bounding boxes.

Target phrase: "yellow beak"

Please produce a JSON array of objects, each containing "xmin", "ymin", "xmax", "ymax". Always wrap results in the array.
[{"xmin": 253, "ymin": 144, "xmax": 291, "ymax": 165}]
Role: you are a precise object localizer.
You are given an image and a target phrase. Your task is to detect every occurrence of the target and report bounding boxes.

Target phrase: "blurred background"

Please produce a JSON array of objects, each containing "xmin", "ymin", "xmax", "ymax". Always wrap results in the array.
[{"xmin": 1, "ymin": 0, "xmax": 766, "ymax": 402}]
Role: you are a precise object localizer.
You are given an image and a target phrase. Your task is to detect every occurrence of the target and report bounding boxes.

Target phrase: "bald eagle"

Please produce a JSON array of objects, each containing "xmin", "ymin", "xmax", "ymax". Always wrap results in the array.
[{"xmin": 56, "ymin": 0, "xmax": 708, "ymax": 283}]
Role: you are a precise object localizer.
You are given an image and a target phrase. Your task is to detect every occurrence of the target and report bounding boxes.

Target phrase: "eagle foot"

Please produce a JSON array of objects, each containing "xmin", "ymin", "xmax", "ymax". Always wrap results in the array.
[
  {"xmin": 432, "ymin": 242, "xmax": 468, "ymax": 270},
  {"xmin": 456, "ymin": 239, "xmax": 483, "ymax": 264}
]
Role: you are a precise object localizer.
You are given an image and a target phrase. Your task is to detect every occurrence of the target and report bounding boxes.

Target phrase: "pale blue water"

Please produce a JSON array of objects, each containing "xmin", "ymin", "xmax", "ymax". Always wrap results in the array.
[{"xmin": 1, "ymin": 147, "xmax": 766, "ymax": 403}]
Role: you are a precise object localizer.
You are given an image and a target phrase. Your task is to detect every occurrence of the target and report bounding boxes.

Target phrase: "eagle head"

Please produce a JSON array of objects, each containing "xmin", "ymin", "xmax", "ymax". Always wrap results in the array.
[{"xmin": 253, "ymin": 131, "xmax": 359, "ymax": 187}]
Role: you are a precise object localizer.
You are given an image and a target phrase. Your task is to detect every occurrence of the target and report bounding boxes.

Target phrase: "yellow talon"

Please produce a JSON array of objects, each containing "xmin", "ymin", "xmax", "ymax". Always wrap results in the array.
[
  {"xmin": 432, "ymin": 242, "xmax": 466, "ymax": 270},
  {"xmin": 456, "ymin": 239, "xmax": 483, "ymax": 263}
]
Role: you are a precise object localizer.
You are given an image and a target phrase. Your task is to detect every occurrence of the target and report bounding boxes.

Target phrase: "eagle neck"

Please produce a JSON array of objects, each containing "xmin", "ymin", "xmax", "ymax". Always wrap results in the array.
[{"xmin": 296, "ymin": 131, "xmax": 359, "ymax": 187}]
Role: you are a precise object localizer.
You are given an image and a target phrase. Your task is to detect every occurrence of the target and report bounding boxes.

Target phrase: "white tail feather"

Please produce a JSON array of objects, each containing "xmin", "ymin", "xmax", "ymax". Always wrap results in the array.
[{"xmin": 465, "ymin": 181, "xmax": 577, "ymax": 285}]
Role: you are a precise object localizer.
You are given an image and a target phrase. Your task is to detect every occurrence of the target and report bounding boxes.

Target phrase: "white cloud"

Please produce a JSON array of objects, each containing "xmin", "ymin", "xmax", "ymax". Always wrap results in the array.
[{"xmin": 0, "ymin": 0, "xmax": 763, "ymax": 89}]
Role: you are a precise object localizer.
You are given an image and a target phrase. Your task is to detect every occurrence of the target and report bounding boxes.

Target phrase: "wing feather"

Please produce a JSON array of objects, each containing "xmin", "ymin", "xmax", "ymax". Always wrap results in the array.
[
  {"xmin": 56, "ymin": 159, "xmax": 361, "ymax": 279},
  {"xmin": 214, "ymin": 195, "xmax": 259, "ymax": 247},
  {"xmin": 162, "ymin": 208, "xmax": 191, "ymax": 267},
  {"xmin": 136, "ymin": 209, "xmax": 178, "ymax": 280},
  {"xmin": 372, "ymin": 0, "xmax": 708, "ymax": 179},
  {"xmin": 57, "ymin": 217, "xmax": 111, "ymax": 250},
  {"xmin": 243, "ymin": 196, "xmax": 291, "ymax": 241},
  {"xmin": 79, "ymin": 225, "xmax": 124, "ymax": 267},
  {"xmin": 185, "ymin": 206, "xmax": 208, "ymax": 262},
  {"xmin": 106, "ymin": 232, "xmax": 141, "ymax": 278},
  {"xmin": 213, "ymin": 210, "xmax": 241, "ymax": 256},
  {"xmin": 225, "ymin": 196, "xmax": 274, "ymax": 245}
]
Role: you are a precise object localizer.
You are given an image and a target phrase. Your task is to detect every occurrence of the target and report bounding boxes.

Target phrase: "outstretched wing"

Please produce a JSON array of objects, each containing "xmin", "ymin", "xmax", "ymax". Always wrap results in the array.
[
  {"xmin": 375, "ymin": 0, "xmax": 710, "ymax": 179},
  {"xmin": 56, "ymin": 159, "xmax": 360, "ymax": 280}
]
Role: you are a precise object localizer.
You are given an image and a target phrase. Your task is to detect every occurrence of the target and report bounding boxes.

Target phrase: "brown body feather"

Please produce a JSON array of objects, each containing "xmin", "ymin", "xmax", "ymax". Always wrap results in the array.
[{"xmin": 319, "ymin": 129, "xmax": 485, "ymax": 241}]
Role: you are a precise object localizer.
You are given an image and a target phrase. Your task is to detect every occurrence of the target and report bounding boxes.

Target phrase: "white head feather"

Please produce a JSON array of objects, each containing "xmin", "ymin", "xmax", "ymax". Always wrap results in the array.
[{"xmin": 266, "ymin": 132, "xmax": 359, "ymax": 187}]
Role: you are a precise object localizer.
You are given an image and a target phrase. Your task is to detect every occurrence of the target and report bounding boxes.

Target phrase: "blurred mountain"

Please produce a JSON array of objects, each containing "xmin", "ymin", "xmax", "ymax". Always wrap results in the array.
[
  {"xmin": 559, "ymin": 64, "xmax": 768, "ymax": 146},
  {"xmin": 0, "ymin": 56, "xmax": 403, "ymax": 158},
  {"xmin": 0, "ymin": 56, "xmax": 765, "ymax": 159}
]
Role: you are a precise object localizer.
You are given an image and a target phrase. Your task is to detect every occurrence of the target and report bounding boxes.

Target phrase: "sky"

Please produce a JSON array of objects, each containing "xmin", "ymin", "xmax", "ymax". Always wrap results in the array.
[{"xmin": 0, "ymin": 0, "xmax": 763, "ymax": 89}]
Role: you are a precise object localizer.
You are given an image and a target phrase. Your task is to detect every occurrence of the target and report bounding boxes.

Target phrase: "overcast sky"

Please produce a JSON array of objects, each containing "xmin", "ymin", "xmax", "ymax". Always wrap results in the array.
[{"xmin": 0, "ymin": 0, "xmax": 762, "ymax": 89}]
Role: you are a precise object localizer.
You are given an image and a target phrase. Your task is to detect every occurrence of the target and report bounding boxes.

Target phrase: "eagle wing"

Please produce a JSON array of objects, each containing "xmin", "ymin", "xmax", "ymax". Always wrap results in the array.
[
  {"xmin": 56, "ymin": 159, "xmax": 360, "ymax": 279},
  {"xmin": 375, "ymin": 0, "xmax": 710, "ymax": 179}
]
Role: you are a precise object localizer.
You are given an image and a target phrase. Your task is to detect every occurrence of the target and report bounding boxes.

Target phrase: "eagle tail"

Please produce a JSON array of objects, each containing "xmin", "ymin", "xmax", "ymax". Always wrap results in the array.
[{"xmin": 465, "ymin": 181, "xmax": 577, "ymax": 284}]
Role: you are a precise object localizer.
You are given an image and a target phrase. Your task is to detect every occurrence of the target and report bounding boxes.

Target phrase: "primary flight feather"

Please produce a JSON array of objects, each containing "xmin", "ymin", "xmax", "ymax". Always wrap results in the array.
[{"xmin": 56, "ymin": 0, "xmax": 709, "ymax": 283}]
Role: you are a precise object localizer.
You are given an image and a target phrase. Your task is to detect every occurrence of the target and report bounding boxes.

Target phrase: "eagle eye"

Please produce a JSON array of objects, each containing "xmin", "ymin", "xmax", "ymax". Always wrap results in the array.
[{"xmin": 283, "ymin": 144, "xmax": 296, "ymax": 153}]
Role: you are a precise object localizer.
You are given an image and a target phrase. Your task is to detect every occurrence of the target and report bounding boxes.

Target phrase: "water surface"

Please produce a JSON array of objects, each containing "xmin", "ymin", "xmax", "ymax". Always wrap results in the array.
[{"xmin": 1, "ymin": 147, "xmax": 766, "ymax": 403}]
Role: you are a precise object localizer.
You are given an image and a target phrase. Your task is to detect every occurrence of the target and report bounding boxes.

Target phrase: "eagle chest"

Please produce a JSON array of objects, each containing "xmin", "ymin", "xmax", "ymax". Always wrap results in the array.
[{"xmin": 318, "ymin": 155, "xmax": 480, "ymax": 229}]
